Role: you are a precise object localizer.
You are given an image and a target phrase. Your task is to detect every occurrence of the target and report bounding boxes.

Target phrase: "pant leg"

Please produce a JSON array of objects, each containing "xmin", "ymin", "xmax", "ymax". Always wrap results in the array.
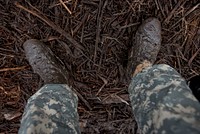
[
  {"xmin": 19, "ymin": 84, "xmax": 80, "ymax": 134},
  {"xmin": 128, "ymin": 64, "xmax": 200, "ymax": 134}
]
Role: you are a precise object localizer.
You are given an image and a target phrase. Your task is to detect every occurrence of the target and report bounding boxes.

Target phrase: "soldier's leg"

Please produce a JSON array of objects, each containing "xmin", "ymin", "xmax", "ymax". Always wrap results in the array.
[
  {"xmin": 19, "ymin": 84, "xmax": 80, "ymax": 134},
  {"xmin": 20, "ymin": 39, "xmax": 80, "ymax": 133},
  {"xmin": 129, "ymin": 64, "xmax": 200, "ymax": 134}
]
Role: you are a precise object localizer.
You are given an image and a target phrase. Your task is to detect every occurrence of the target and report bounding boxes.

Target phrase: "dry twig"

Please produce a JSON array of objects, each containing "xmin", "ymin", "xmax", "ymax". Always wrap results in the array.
[
  {"xmin": 0, "ymin": 66, "xmax": 26, "ymax": 72},
  {"xmin": 59, "ymin": 0, "xmax": 72, "ymax": 14},
  {"xmin": 170, "ymin": 3, "xmax": 200, "ymax": 29},
  {"xmin": 164, "ymin": 0, "xmax": 185, "ymax": 24},
  {"xmin": 15, "ymin": 2, "xmax": 84, "ymax": 51}
]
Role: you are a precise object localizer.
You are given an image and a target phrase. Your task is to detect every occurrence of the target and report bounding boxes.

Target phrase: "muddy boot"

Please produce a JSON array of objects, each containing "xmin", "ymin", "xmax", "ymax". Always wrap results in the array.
[
  {"xmin": 24, "ymin": 39, "xmax": 68, "ymax": 84},
  {"xmin": 127, "ymin": 18, "xmax": 161, "ymax": 78}
]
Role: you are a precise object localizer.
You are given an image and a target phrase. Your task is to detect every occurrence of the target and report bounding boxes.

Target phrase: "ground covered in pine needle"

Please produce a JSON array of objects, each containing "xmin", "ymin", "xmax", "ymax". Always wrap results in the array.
[{"xmin": 0, "ymin": 0, "xmax": 200, "ymax": 133}]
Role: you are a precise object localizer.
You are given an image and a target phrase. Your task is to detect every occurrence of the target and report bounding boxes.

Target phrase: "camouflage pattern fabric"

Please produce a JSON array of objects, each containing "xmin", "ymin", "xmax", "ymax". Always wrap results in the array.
[
  {"xmin": 18, "ymin": 84, "xmax": 80, "ymax": 134},
  {"xmin": 129, "ymin": 64, "xmax": 200, "ymax": 134},
  {"xmin": 19, "ymin": 64, "xmax": 200, "ymax": 134}
]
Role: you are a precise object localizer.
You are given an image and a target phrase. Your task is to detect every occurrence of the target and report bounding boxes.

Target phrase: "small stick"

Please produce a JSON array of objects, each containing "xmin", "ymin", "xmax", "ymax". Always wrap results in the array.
[
  {"xmin": 93, "ymin": 0, "xmax": 108, "ymax": 63},
  {"xmin": 164, "ymin": 0, "xmax": 185, "ymax": 24},
  {"xmin": 73, "ymin": 0, "xmax": 78, "ymax": 11},
  {"xmin": 157, "ymin": 0, "xmax": 166, "ymax": 18},
  {"xmin": 15, "ymin": 2, "xmax": 84, "ymax": 51},
  {"xmin": 126, "ymin": 0, "xmax": 134, "ymax": 11},
  {"xmin": 96, "ymin": 75, "xmax": 108, "ymax": 95},
  {"xmin": 72, "ymin": 88, "xmax": 92, "ymax": 110},
  {"xmin": 170, "ymin": 3, "xmax": 200, "ymax": 29},
  {"xmin": 59, "ymin": 0, "xmax": 72, "ymax": 14},
  {"xmin": 0, "ymin": 66, "xmax": 26, "ymax": 72},
  {"xmin": 154, "ymin": 0, "xmax": 159, "ymax": 10},
  {"xmin": 120, "ymin": 22, "xmax": 140, "ymax": 29},
  {"xmin": 93, "ymin": 0, "xmax": 103, "ymax": 63},
  {"xmin": 49, "ymin": 0, "xmax": 71, "ymax": 8},
  {"xmin": 188, "ymin": 48, "xmax": 200, "ymax": 67},
  {"xmin": 73, "ymin": 12, "xmax": 89, "ymax": 36}
]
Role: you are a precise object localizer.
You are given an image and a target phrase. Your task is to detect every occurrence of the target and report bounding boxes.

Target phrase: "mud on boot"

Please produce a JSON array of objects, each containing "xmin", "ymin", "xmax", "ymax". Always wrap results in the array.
[
  {"xmin": 127, "ymin": 18, "xmax": 162, "ymax": 78},
  {"xmin": 24, "ymin": 39, "xmax": 68, "ymax": 84}
]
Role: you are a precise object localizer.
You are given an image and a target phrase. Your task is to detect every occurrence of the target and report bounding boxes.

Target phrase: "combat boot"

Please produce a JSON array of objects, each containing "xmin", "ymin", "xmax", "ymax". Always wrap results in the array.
[
  {"xmin": 127, "ymin": 18, "xmax": 161, "ymax": 78},
  {"xmin": 24, "ymin": 39, "xmax": 68, "ymax": 84}
]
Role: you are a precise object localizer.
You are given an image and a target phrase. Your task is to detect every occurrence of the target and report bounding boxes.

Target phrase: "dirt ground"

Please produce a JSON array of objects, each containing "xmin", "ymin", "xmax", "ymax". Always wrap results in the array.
[{"xmin": 0, "ymin": 0, "xmax": 200, "ymax": 133}]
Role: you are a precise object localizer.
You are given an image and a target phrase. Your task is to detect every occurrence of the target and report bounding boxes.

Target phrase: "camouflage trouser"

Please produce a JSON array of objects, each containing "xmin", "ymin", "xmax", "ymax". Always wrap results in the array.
[
  {"xmin": 129, "ymin": 64, "xmax": 200, "ymax": 134},
  {"xmin": 18, "ymin": 85, "xmax": 80, "ymax": 134},
  {"xmin": 19, "ymin": 64, "xmax": 200, "ymax": 134}
]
